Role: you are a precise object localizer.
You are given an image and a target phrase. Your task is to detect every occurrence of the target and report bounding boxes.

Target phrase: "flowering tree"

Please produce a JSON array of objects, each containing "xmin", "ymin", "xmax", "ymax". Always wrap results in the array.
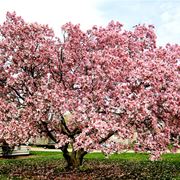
[{"xmin": 0, "ymin": 12, "xmax": 179, "ymax": 169}]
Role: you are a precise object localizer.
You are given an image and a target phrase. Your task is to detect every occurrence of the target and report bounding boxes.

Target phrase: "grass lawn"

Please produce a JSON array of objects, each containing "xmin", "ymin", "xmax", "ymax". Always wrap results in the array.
[{"xmin": 0, "ymin": 151, "xmax": 179, "ymax": 179}]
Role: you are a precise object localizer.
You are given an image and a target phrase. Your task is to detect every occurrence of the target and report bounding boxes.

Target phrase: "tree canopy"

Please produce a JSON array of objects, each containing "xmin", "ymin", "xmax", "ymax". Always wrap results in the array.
[{"xmin": 0, "ymin": 12, "xmax": 179, "ymax": 168}]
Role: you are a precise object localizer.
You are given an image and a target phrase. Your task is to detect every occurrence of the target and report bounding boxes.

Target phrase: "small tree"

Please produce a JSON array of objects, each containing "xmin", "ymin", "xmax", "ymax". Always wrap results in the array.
[{"xmin": 0, "ymin": 12, "xmax": 179, "ymax": 169}]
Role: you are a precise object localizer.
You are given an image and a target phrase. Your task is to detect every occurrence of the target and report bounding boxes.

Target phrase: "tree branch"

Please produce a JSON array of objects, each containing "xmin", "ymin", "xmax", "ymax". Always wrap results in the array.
[
  {"xmin": 60, "ymin": 115, "xmax": 81, "ymax": 138},
  {"xmin": 9, "ymin": 86, "xmax": 25, "ymax": 101},
  {"xmin": 41, "ymin": 121, "xmax": 57, "ymax": 143},
  {"xmin": 99, "ymin": 131, "xmax": 117, "ymax": 144},
  {"xmin": 60, "ymin": 47, "xmax": 64, "ymax": 63}
]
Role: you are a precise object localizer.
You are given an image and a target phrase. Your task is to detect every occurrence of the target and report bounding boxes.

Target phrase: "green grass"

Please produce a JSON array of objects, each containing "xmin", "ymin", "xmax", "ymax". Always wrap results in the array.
[
  {"xmin": 30, "ymin": 151, "xmax": 149, "ymax": 161},
  {"xmin": 0, "ymin": 151, "xmax": 179, "ymax": 179},
  {"xmin": 85, "ymin": 151, "xmax": 180, "ymax": 161},
  {"xmin": 30, "ymin": 150, "xmax": 62, "ymax": 157}
]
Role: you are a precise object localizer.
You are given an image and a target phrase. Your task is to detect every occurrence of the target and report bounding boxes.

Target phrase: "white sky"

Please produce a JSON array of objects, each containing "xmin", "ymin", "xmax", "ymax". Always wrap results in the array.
[{"xmin": 0, "ymin": 0, "xmax": 180, "ymax": 46}]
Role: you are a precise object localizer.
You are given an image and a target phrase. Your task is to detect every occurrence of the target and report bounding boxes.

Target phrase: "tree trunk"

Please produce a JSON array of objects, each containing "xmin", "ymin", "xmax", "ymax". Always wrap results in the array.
[{"xmin": 62, "ymin": 148, "xmax": 87, "ymax": 170}]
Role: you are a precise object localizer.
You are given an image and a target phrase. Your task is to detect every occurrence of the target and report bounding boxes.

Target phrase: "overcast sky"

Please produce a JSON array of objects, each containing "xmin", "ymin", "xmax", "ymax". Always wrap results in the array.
[{"xmin": 0, "ymin": 0, "xmax": 179, "ymax": 46}]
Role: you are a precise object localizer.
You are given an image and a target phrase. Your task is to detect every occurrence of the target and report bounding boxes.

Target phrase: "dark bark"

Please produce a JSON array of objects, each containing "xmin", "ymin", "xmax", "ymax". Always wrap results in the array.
[
  {"xmin": 61, "ymin": 145, "xmax": 87, "ymax": 170},
  {"xmin": 99, "ymin": 130, "xmax": 117, "ymax": 144},
  {"xmin": 40, "ymin": 121, "xmax": 57, "ymax": 143},
  {"xmin": 0, "ymin": 139, "xmax": 14, "ymax": 157},
  {"xmin": 40, "ymin": 116, "xmax": 85, "ymax": 169}
]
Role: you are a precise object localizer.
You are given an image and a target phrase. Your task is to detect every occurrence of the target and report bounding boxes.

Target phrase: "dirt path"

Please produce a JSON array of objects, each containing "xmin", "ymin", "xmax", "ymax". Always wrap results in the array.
[{"xmin": 30, "ymin": 147, "xmax": 62, "ymax": 152}]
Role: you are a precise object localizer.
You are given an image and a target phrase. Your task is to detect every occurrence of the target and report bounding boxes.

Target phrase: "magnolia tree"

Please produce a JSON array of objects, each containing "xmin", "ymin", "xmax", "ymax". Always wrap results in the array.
[{"xmin": 0, "ymin": 12, "xmax": 179, "ymax": 168}]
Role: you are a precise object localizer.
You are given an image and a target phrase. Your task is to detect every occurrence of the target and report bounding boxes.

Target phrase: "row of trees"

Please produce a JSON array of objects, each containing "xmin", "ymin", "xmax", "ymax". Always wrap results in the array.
[{"xmin": 0, "ymin": 12, "xmax": 179, "ymax": 169}]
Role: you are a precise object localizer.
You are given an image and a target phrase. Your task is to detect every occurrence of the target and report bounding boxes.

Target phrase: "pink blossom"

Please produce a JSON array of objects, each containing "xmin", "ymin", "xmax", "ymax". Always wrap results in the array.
[{"xmin": 0, "ymin": 12, "xmax": 179, "ymax": 160}]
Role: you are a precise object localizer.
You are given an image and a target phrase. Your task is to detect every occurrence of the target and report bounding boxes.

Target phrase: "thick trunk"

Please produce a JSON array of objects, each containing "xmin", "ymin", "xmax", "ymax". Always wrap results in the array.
[{"xmin": 63, "ymin": 148, "xmax": 87, "ymax": 170}]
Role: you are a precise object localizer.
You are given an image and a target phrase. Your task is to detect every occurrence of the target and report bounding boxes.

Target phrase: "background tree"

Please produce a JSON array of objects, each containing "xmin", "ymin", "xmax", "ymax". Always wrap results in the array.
[{"xmin": 0, "ymin": 12, "xmax": 179, "ymax": 169}]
